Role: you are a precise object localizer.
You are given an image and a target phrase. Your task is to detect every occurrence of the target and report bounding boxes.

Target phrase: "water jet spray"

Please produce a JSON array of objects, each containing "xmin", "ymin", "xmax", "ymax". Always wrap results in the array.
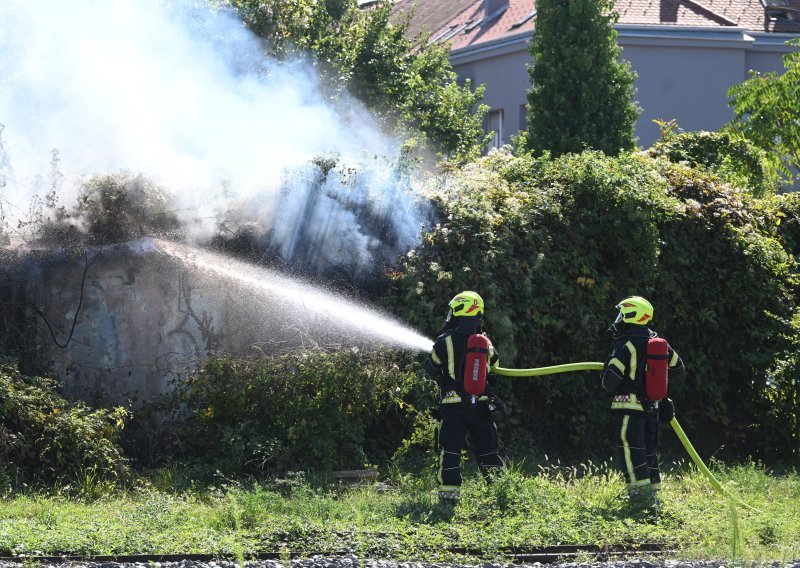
[{"xmin": 151, "ymin": 237, "xmax": 433, "ymax": 353}]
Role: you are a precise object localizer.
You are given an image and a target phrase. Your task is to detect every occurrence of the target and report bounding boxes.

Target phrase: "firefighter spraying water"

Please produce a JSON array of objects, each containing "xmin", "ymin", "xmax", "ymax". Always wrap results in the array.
[{"xmin": 424, "ymin": 291, "xmax": 507, "ymax": 504}]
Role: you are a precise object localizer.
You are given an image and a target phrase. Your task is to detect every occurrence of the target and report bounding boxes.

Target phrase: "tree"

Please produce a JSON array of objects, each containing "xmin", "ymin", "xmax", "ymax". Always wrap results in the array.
[
  {"xmin": 524, "ymin": 0, "xmax": 638, "ymax": 157},
  {"xmin": 727, "ymin": 39, "xmax": 800, "ymax": 185},
  {"xmin": 223, "ymin": 0, "xmax": 490, "ymax": 162}
]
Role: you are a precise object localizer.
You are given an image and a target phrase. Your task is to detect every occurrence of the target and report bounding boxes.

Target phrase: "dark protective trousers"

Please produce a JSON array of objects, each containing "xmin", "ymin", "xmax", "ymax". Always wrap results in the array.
[
  {"xmin": 645, "ymin": 405, "xmax": 661, "ymax": 485},
  {"xmin": 437, "ymin": 402, "xmax": 504, "ymax": 489},
  {"xmin": 615, "ymin": 407, "xmax": 661, "ymax": 489}
]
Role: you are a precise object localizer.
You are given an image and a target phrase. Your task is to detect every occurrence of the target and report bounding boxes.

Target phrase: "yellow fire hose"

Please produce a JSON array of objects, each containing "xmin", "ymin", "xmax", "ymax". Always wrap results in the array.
[
  {"xmin": 492, "ymin": 361, "xmax": 760, "ymax": 512},
  {"xmin": 669, "ymin": 417, "xmax": 761, "ymax": 512},
  {"xmin": 493, "ymin": 362, "xmax": 604, "ymax": 377}
]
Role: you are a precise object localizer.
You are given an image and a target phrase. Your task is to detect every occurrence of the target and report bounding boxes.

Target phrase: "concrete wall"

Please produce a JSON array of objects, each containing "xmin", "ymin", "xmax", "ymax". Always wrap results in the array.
[
  {"xmin": 450, "ymin": 26, "xmax": 799, "ymax": 149},
  {"xmin": 20, "ymin": 239, "xmax": 426, "ymax": 406},
  {"xmin": 27, "ymin": 244, "xmax": 213, "ymax": 405}
]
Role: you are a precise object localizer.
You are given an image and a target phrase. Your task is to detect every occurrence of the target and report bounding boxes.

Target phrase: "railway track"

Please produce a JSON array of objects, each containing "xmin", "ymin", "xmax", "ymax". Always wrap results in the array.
[{"xmin": 0, "ymin": 543, "xmax": 671, "ymax": 564}]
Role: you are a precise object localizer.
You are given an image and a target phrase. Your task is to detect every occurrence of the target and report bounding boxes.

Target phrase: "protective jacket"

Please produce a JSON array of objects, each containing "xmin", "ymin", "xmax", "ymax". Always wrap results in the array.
[
  {"xmin": 602, "ymin": 323, "xmax": 685, "ymax": 492},
  {"xmin": 424, "ymin": 316, "xmax": 504, "ymax": 498},
  {"xmin": 602, "ymin": 325, "xmax": 684, "ymax": 411},
  {"xmin": 425, "ymin": 317, "xmax": 500, "ymax": 401}
]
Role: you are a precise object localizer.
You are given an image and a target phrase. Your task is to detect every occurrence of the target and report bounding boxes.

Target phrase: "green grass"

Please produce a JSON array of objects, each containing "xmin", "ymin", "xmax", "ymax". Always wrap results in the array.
[{"xmin": 0, "ymin": 461, "xmax": 797, "ymax": 564}]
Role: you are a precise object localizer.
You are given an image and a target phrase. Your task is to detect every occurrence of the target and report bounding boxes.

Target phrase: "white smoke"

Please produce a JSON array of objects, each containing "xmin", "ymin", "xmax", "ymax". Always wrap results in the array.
[{"xmin": 0, "ymin": 0, "xmax": 429, "ymax": 271}]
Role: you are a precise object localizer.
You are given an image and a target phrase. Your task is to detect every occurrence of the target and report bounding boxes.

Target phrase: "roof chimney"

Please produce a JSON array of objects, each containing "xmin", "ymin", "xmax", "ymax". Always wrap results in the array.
[{"xmin": 485, "ymin": 0, "xmax": 509, "ymax": 21}]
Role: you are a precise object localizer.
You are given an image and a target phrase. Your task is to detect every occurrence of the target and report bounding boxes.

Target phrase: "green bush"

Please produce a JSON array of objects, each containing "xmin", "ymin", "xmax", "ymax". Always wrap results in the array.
[
  {"xmin": 168, "ymin": 349, "xmax": 427, "ymax": 476},
  {"xmin": 0, "ymin": 359, "xmax": 130, "ymax": 487},
  {"xmin": 774, "ymin": 191, "xmax": 800, "ymax": 261},
  {"xmin": 650, "ymin": 126, "xmax": 776, "ymax": 197},
  {"xmin": 388, "ymin": 149, "xmax": 798, "ymax": 465}
]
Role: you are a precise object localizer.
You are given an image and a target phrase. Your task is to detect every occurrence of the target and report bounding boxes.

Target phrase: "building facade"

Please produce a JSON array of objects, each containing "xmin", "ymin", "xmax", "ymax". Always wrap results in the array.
[{"xmin": 393, "ymin": 0, "xmax": 800, "ymax": 148}]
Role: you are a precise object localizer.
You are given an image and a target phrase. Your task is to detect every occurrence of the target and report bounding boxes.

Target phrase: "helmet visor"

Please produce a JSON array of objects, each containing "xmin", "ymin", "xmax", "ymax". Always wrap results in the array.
[{"xmin": 613, "ymin": 311, "xmax": 623, "ymax": 324}]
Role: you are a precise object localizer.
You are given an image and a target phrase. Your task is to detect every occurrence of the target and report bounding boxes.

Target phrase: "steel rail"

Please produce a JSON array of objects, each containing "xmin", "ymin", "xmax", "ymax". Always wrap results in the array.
[{"xmin": 0, "ymin": 543, "xmax": 672, "ymax": 565}]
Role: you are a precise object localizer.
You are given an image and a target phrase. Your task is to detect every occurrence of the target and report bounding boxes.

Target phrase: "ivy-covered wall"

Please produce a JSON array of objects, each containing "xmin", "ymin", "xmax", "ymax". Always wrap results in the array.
[{"xmin": 388, "ymin": 150, "xmax": 799, "ymax": 465}]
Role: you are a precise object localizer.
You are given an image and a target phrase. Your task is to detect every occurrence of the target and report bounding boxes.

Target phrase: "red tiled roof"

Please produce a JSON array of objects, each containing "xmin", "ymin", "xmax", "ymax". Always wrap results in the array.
[
  {"xmin": 616, "ymin": 0, "xmax": 800, "ymax": 29},
  {"xmin": 390, "ymin": 0, "xmax": 478, "ymax": 39},
  {"xmin": 403, "ymin": 0, "xmax": 800, "ymax": 52},
  {"xmin": 426, "ymin": 1, "xmax": 536, "ymax": 50}
]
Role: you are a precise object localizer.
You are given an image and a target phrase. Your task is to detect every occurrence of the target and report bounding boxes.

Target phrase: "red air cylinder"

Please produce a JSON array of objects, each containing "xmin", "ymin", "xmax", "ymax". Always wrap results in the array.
[
  {"xmin": 464, "ymin": 334, "xmax": 490, "ymax": 396},
  {"xmin": 646, "ymin": 337, "xmax": 670, "ymax": 401}
]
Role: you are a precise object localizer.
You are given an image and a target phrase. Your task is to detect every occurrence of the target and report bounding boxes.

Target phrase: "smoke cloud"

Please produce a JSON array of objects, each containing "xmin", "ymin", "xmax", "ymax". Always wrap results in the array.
[{"xmin": 0, "ymin": 0, "xmax": 429, "ymax": 274}]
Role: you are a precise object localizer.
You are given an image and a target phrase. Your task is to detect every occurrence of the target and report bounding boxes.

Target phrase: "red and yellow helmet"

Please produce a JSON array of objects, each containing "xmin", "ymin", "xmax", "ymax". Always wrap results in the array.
[
  {"xmin": 615, "ymin": 296, "xmax": 654, "ymax": 325},
  {"xmin": 448, "ymin": 291, "xmax": 484, "ymax": 317}
]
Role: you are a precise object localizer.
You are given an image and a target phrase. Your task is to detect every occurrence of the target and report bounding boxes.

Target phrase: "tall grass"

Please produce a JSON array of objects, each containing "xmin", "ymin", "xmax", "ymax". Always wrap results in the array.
[{"xmin": 0, "ymin": 461, "xmax": 796, "ymax": 563}]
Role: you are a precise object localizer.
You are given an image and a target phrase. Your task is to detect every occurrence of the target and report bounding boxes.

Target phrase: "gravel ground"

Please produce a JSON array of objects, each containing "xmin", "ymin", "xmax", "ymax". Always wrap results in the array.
[{"xmin": 2, "ymin": 557, "xmax": 800, "ymax": 568}]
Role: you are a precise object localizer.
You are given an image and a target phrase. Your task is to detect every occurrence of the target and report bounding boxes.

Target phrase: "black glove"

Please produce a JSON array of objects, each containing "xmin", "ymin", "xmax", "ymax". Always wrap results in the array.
[
  {"xmin": 659, "ymin": 398, "xmax": 676, "ymax": 423},
  {"xmin": 487, "ymin": 396, "xmax": 508, "ymax": 421}
]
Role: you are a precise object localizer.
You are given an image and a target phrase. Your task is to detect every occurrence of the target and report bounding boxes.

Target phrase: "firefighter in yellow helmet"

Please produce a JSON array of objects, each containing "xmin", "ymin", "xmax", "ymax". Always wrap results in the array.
[
  {"xmin": 601, "ymin": 296, "xmax": 684, "ymax": 503},
  {"xmin": 424, "ymin": 291, "xmax": 505, "ymax": 505}
]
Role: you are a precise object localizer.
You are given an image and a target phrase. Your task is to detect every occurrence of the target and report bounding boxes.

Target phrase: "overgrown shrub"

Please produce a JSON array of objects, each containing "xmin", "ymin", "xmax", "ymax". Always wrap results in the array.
[
  {"xmin": 650, "ymin": 125, "xmax": 776, "ymax": 197},
  {"xmin": 0, "ymin": 359, "xmax": 130, "ymax": 487},
  {"xmin": 75, "ymin": 172, "xmax": 181, "ymax": 243},
  {"xmin": 388, "ymin": 149, "xmax": 798, "ymax": 465},
  {"xmin": 775, "ymin": 191, "xmax": 800, "ymax": 261},
  {"xmin": 166, "ymin": 349, "xmax": 427, "ymax": 476},
  {"xmin": 30, "ymin": 171, "xmax": 181, "ymax": 247}
]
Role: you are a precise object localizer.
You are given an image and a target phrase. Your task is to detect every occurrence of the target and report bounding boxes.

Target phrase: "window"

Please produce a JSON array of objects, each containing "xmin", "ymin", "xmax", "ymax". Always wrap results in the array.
[
  {"xmin": 764, "ymin": 0, "xmax": 800, "ymax": 21},
  {"xmin": 486, "ymin": 109, "xmax": 503, "ymax": 149}
]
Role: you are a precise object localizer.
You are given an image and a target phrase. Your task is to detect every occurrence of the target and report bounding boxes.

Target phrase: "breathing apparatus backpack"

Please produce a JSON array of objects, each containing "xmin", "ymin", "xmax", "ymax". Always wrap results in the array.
[
  {"xmin": 464, "ymin": 334, "xmax": 489, "ymax": 400},
  {"xmin": 645, "ymin": 337, "xmax": 670, "ymax": 401}
]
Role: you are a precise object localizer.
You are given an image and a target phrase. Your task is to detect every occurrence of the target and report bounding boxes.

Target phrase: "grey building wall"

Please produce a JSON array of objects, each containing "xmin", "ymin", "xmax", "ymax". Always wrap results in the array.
[
  {"xmin": 450, "ymin": 26, "xmax": 799, "ymax": 149},
  {"xmin": 457, "ymin": 48, "xmax": 533, "ymax": 143}
]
